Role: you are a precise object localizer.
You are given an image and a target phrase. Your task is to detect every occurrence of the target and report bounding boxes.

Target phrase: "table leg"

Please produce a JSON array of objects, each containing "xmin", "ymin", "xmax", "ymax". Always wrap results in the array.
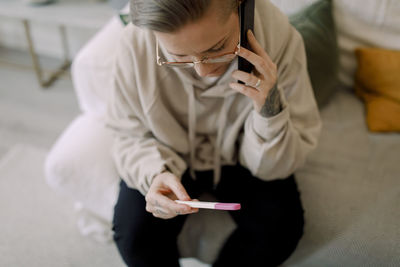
[{"xmin": 23, "ymin": 19, "xmax": 71, "ymax": 88}]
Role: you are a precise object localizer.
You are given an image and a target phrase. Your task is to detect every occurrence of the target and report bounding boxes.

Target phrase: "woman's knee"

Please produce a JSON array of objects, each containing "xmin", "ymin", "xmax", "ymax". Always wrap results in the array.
[
  {"xmin": 112, "ymin": 206, "xmax": 182, "ymax": 267},
  {"xmin": 112, "ymin": 181, "xmax": 153, "ymax": 265},
  {"xmin": 253, "ymin": 212, "xmax": 304, "ymax": 265}
]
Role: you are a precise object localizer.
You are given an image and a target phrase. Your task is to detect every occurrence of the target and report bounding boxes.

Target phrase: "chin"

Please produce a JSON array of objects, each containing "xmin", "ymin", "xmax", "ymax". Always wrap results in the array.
[
  {"xmin": 205, "ymin": 65, "xmax": 227, "ymax": 77},
  {"xmin": 205, "ymin": 72, "xmax": 222, "ymax": 77}
]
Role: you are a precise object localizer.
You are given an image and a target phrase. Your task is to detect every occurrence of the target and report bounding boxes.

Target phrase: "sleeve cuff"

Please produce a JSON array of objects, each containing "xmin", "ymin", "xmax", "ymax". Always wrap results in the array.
[{"xmin": 143, "ymin": 157, "xmax": 188, "ymax": 194}]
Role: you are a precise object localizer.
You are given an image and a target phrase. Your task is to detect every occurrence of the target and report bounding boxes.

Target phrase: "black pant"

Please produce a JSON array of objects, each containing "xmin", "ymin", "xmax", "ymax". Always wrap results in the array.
[{"xmin": 112, "ymin": 164, "xmax": 304, "ymax": 267}]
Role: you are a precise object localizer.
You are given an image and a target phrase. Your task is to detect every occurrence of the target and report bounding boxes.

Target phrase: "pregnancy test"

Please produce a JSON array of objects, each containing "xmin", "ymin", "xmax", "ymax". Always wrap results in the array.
[{"xmin": 175, "ymin": 200, "xmax": 241, "ymax": 210}]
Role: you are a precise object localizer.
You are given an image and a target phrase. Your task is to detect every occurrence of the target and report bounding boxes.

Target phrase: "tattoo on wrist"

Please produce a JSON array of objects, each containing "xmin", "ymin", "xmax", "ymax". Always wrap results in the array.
[
  {"xmin": 155, "ymin": 208, "xmax": 167, "ymax": 216},
  {"xmin": 260, "ymin": 83, "xmax": 282, "ymax": 118}
]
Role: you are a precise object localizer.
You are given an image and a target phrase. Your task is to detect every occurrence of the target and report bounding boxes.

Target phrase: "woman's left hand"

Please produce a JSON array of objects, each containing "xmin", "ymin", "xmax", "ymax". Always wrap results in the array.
[{"xmin": 230, "ymin": 30, "xmax": 278, "ymax": 113}]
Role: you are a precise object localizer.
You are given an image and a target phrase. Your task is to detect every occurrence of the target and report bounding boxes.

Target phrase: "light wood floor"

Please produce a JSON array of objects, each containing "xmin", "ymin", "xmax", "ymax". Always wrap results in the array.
[{"xmin": 0, "ymin": 47, "xmax": 80, "ymax": 159}]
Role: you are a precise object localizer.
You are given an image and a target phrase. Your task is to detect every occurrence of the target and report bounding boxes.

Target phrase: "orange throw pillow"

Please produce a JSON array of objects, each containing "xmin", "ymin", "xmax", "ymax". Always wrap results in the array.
[{"xmin": 355, "ymin": 47, "xmax": 400, "ymax": 132}]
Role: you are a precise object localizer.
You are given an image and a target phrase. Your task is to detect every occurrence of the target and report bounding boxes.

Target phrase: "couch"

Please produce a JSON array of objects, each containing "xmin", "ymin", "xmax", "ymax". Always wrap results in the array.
[{"xmin": 45, "ymin": 0, "xmax": 400, "ymax": 266}]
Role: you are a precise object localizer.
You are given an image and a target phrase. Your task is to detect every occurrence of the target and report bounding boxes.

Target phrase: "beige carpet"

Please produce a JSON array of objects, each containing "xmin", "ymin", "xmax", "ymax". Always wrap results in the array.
[
  {"xmin": 0, "ymin": 144, "xmax": 125, "ymax": 266},
  {"xmin": 0, "ymin": 144, "xmax": 208, "ymax": 267}
]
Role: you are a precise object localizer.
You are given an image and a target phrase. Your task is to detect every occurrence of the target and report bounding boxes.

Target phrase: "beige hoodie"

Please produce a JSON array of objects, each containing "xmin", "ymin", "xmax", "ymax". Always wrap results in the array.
[{"xmin": 106, "ymin": 0, "xmax": 321, "ymax": 196}]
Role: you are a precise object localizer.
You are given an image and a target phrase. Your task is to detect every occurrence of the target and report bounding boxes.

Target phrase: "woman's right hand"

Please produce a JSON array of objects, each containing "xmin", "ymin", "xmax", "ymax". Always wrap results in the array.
[{"xmin": 145, "ymin": 171, "xmax": 199, "ymax": 219}]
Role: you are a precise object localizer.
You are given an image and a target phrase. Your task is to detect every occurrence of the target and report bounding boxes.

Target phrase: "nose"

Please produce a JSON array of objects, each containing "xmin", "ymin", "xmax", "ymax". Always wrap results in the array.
[{"xmin": 194, "ymin": 63, "xmax": 219, "ymax": 77}]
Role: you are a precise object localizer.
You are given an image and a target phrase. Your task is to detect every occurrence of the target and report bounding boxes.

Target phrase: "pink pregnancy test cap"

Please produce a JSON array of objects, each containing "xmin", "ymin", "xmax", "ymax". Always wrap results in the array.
[{"xmin": 215, "ymin": 203, "xmax": 241, "ymax": 210}]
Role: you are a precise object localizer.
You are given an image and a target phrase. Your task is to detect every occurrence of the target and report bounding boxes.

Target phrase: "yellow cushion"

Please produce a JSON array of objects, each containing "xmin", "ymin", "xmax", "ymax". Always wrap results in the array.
[{"xmin": 355, "ymin": 47, "xmax": 400, "ymax": 132}]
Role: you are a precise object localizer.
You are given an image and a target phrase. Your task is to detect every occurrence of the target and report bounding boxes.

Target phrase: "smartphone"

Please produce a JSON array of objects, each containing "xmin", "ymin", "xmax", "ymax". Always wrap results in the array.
[{"xmin": 238, "ymin": 0, "xmax": 255, "ymax": 83}]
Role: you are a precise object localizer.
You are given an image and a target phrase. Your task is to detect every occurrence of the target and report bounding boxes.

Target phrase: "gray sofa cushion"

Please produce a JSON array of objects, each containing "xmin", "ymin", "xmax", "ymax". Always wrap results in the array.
[{"xmin": 290, "ymin": 0, "xmax": 339, "ymax": 108}]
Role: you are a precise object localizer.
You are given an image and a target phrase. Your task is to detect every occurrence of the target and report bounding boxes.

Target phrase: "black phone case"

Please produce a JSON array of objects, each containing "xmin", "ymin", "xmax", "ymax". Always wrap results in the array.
[{"xmin": 238, "ymin": 0, "xmax": 255, "ymax": 83}]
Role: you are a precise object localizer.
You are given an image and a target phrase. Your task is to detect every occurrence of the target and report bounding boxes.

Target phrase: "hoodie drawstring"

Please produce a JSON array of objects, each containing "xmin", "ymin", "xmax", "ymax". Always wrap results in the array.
[
  {"xmin": 188, "ymin": 87, "xmax": 197, "ymax": 180},
  {"xmin": 213, "ymin": 97, "xmax": 231, "ymax": 186},
  {"xmin": 187, "ymin": 85, "xmax": 233, "ymax": 187}
]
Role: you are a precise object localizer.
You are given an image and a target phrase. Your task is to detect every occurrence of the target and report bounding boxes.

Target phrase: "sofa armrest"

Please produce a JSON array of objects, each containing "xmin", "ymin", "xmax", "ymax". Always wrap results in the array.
[
  {"xmin": 44, "ymin": 114, "xmax": 119, "ymax": 222},
  {"xmin": 72, "ymin": 16, "xmax": 124, "ymax": 115}
]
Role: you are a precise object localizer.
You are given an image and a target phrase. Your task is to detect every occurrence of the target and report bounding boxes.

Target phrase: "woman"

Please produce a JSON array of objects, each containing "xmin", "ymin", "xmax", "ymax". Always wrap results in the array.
[{"xmin": 107, "ymin": 0, "xmax": 321, "ymax": 266}]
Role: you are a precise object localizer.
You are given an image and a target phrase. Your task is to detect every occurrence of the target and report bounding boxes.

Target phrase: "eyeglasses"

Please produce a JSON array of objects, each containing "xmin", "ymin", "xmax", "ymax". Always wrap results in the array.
[{"xmin": 156, "ymin": 32, "xmax": 241, "ymax": 68}]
